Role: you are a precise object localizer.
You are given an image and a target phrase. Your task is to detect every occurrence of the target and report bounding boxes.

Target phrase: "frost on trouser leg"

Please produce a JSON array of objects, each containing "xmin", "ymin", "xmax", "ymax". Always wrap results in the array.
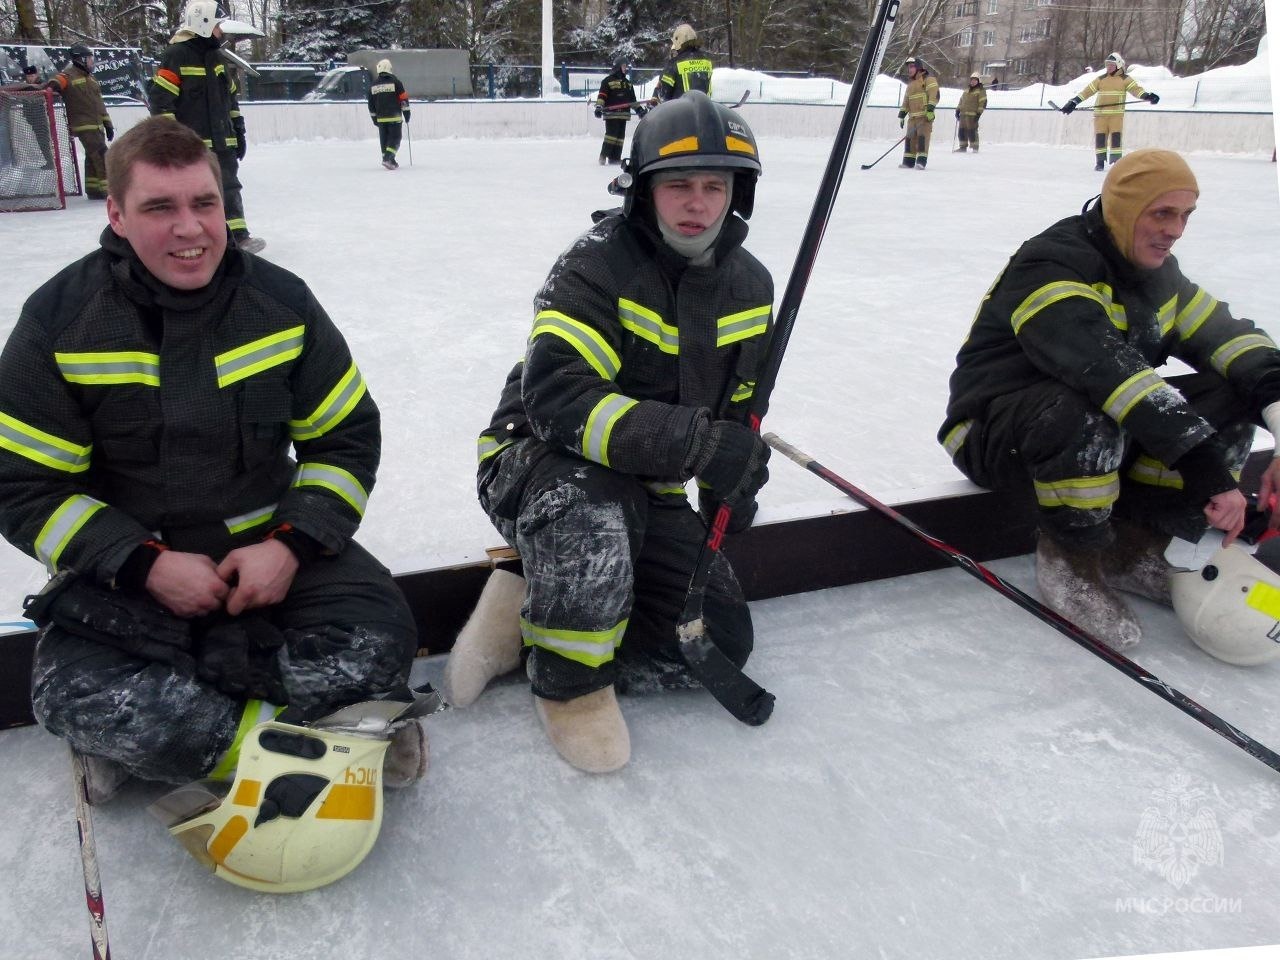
[
  {"xmin": 1036, "ymin": 534, "xmax": 1142, "ymax": 650},
  {"xmin": 442, "ymin": 568, "xmax": 526, "ymax": 707},
  {"xmin": 278, "ymin": 624, "xmax": 414, "ymax": 714}
]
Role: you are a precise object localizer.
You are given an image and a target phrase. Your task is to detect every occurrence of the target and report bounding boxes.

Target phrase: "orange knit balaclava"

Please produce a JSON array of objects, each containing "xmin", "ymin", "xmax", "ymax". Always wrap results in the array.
[{"xmin": 1102, "ymin": 149, "xmax": 1199, "ymax": 264}]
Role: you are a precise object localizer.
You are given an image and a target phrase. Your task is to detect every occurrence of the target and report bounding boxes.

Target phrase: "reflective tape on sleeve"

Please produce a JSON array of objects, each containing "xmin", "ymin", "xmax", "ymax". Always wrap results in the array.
[
  {"xmin": 582, "ymin": 393, "xmax": 638, "ymax": 466},
  {"xmin": 477, "ymin": 434, "xmax": 514, "ymax": 464},
  {"xmin": 1102, "ymin": 369, "xmax": 1164, "ymax": 423},
  {"xmin": 292, "ymin": 462, "xmax": 369, "ymax": 516},
  {"xmin": 1011, "ymin": 281, "xmax": 1107, "ymax": 334},
  {"xmin": 224, "ymin": 503, "xmax": 277, "ymax": 535},
  {"xmin": 716, "ymin": 305, "xmax": 770, "ymax": 347},
  {"xmin": 1174, "ymin": 287, "xmax": 1219, "ymax": 341},
  {"xmin": 618, "ymin": 300, "xmax": 678, "ymax": 354},
  {"xmin": 1210, "ymin": 334, "xmax": 1275, "ymax": 376},
  {"xmin": 34, "ymin": 494, "xmax": 105, "ymax": 572},
  {"xmin": 290, "ymin": 362, "xmax": 367, "ymax": 441},
  {"xmin": 0, "ymin": 411, "xmax": 91, "ymax": 473},
  {"xmin": 531, "ymin": 311, "xmax": 621, "ymax": 379},
  {"xmin": 215, "ymin": 326, "xmax": 305, "ymax": 388}
]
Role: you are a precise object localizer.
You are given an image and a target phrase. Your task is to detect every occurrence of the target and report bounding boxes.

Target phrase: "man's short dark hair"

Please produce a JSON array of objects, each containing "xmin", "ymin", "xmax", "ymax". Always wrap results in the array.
[
  {"xmin": 106, "ymin": 116, "xmax": 223, "ymax": 204},
  {"xmin": 23, "ymin": 65, "xmax": 37, "ymax": 74}
]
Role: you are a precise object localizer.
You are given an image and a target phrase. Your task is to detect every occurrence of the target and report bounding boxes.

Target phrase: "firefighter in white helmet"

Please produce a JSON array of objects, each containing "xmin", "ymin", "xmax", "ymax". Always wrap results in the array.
[{"xmin": 1060, "ymin": 51, "xmax": 1161, "ymax": 171}]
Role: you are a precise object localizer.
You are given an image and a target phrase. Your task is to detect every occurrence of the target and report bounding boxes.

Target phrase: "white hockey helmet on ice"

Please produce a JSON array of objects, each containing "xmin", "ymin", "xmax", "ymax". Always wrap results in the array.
[
  {"xmin": 1105, "ymin": 51, "xmax": 1125, "ymax": 71},
  {"xmin": 1170, "ymin": 544, "xmax": 1280, "ymax": 666}
]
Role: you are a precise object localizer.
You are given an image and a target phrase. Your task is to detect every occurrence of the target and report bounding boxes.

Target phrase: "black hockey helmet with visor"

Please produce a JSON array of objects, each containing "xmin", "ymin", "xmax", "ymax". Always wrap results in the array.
[{"xmin": 618, "ymin": 90, "xmax": 761, "ymax": 220}]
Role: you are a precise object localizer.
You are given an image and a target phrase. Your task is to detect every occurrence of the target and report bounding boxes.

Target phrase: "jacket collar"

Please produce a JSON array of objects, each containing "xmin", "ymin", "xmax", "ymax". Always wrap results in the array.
[{"xmin": 99, "ymin": 225, "xmax": 243, "ymax": 313}]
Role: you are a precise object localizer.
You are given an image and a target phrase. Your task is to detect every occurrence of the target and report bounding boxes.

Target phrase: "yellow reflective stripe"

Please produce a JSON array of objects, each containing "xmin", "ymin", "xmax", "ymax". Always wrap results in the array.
[
  {"xmin": 1127, "ymin": 454, "xmax": 1182, "ymax": 489},
  {"xmin": 582, "ymin": 393, "xmax": 637, "ymax": 466},
  {"xmin": 521, "ymin": 616, "xmax": 627, "ymax": 667},
  {"xmin": 531, "ymin": 311, "xmax": 621, "ymax": 379},
  {"xmin": 645, "ymin": 481, "xmax": 687, "ymax": 497},
  {"xmin": 477, "ymin": 434, "xmax": 513, "ymax": 463},
  {"xmin": 730, "ymin": 381, "xmax": 755, "ymax": 403},
  {"xmin": 618, "ymin": 299, "xmax": 678, "ymax": 354},
  {"xmin": 942, "ymin": 420, "xmax": 973, "ymax": 458},
  {"xmin": 226, "ymin": 217, "xmax": 247, "ymax": 232},
  {"xmin": 224, "ymin": 503, "xmax": 276, "ymax": 535},
  {"xmin": 1156, "ymin": 295, "xmax": 1179, "ymax": 337},
  {"xmin": 1211, "ymin": 334, "xmax": 1275, "ymax": 376},
  {"xmin": 215, "ymin": 326, "xmax": 304, "ymax": 388},
  {"xmin": 1102, "ymin": 369, "xmax": 1163, "ymax": 423},
  {"xmin": 1011, "ymin": 281, "xmax": 1107, "ymax": 334},
  {"xmin": 0, "ymin": 411, "xmax": 91, "ymax": 473},
  {"xmin": 1174, "ymin": 287, "xmax": 1218, "ymax": 340},
  {"xmin": 55, "ymin": 351, "xmax": 160, "ymax": 386},
  {"xmin": 153, "ymin": 74, "xmax": 180, "ymax": 96},
  {"xmin": 34, "ymin": 495, "xmax": 105, "ymax": 572},
  {"xmin": 209, "ymin": 700, "xmax": 281, "ymax": 781},
  {"xmin": 292, "ymin": 462, "xmax": 368, "ymax": 516},
  {"xmin": 290, "ymin": 363, "xmax": 367, "ymax": 441},
  {"xmin": 1033, "ymin": 472, "xmax": 1121, "ymax": 509},
  {"xmin": 716, "ymin": 305, "xmax": 770, "ymax": 347},
  {"xmin": 179, "ymin": 66, "xmax": 208, "ymax": 76}
]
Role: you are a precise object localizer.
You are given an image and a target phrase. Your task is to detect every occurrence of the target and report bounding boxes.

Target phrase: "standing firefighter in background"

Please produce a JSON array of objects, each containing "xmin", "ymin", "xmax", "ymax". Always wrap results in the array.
[
  {"xmin": 898, "ymin": 57, "xmax": 938, "ymax": 169},
  {"xmin": 0, "ymin": 118, "xmax": 432, "ymax": 892},
  {"xmin": 938, "ymin": 149, "xmax": 1280, "ymax": 652},
  {"xmin": 150, "ymin": 0, "xmax": 266, "ymax": 253},
  {"xmin": 648, "ymin": 23, "xmax": 713, "ymax": 106},
  {"xmin": 1061, "ymin": 52, "xmax": 1160, "ymax": 171},
  {"xmin": 593, "ymin": 61, "xmax": 644, "ymax": 166},
  {"xmin": 445, "ymin": 92, "xmax": 773, "ymax": 774},
  {"xmin": 48, "ymin": 45, "xmax": 113, "ymax": 199},
  {"xmin": 955, "ymin": 73, "xmax": 987, "ymax": 153},
  {"xmin": 368, "ymin": 59, "xmax": 410, "ymax": 169}
]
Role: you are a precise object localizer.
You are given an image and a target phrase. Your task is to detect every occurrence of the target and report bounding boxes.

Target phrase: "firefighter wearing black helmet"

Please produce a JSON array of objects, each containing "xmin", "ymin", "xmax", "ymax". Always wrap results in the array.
[
  {"xmin": 451, "ymin": 92, "xmax": 773, "ymax": 774},
  {"xmin": 593, "ymin": 62, "xmax": 644, "ymax": 165},
  {"xmin": 48, "ymin": 44, "xmax": 113, "ymax": 198}
]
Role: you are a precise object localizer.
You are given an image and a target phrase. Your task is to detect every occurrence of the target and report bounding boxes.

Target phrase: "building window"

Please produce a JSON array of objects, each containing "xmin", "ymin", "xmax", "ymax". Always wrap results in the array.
[
  {"xmin": 1018, "ymin": 18, "xmax": 1051, "ymax": 41},
  {"xmin": 982, "ymin": 30, "xmax": 996, "ymax": 45},
  {"xmin": 987, "ymin": 0, "xmax": 998, "ymax": 12},
  {"xmin": 953, "ymin": 0, "xmax": 977, "ymax": 15},
  {"xmin": 955, "ymin": 26, "xmax": 976, "ymax": 46},
  {"xmin": 1012, "ymin": 58, "xmax": 1034, "ymax": 74}
]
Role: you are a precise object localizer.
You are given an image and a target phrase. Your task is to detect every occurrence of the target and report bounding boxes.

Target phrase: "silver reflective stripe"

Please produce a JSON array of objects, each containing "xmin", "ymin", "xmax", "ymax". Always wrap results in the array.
[
  {"xmin": 290, "ymin": 363, "xmax": 367, "ymax": 441},
  {"xmin": 0, "ymin": 412, "xmax": 91, "ymax": 473},
  {"xmin": 942, "ymin": 420, "xmax": 973, "ymax": 458},
  {"xmin": 292, "ymin": 462, "xmax": 368, "ymax": 516},
  {"xmin": 215, "ymin": 326, "xmax": 305, "ymax": 388},
  {"xmin": 1175, "ymin": 287, "xmax": 1218, "ymax": 340},
  {"xmin": 1127, "ymin": 455, "xmax": 1182, "ymax": 489},
  {"xmin": 34, "ymin": 495, "xmax": 105, "ymax": 572},
  {"xmin": 618, "ymin": 300, "xmax": 678, "ymax": 354},
  {"xmin": 1032, "ymin": 473, "xmax": 1121, "ymax": 509},
  {"xmin": 645, "ymin": 480, "xmax": 688, "ymax": 497},
  {"xmin": 1011, "ymin": 282, "xmax": 1106, "ymax": 334},
  {"xmin": 224, "ymin": 503, "xmax": 277, "ymax": 535},
  {"xmin": 1156, "ymin": 295, "xmax": 1179, "ymax": 337},
  {"xmin": 582, "ymin": 393, "xmax": 638, "ymax": 466},
  {"xmin": 1211, "ymin": 334, "xmax": 1274, "ymax": 376},
  {"xmin": 716, "ymin": 305, "xmax": 770, "ymax": 346},
  {"xmin": 55, "ymin": 351, "xmax": 160, "ymax": 386},
  {"xmin": 531, "ymin": 311, "xmax": 621, "ymax": 380},
  {"xmin": 520, "ymin": 617, "xmax": 627, "ymax": 668},
  {"xmin": 477, "ymin": 434, "xmax": 513, "ymax": 463},
  {"xmin": 1102, "ymin": 369, "xmax": 1163, "ymax": 423}
]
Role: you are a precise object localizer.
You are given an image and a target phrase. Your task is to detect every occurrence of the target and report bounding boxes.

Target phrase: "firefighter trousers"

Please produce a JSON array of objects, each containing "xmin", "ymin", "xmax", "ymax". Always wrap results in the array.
[
  {"xmin": 951, "ymin": 371, "xmax": 1254, "ymax": 548},
  {"xmin": 31, "ymin": 540, "xmax": 418, "ymax": 784},
  {"xmin": 479, "ymin": 441, "xmax": 753, "ymax": 702}
]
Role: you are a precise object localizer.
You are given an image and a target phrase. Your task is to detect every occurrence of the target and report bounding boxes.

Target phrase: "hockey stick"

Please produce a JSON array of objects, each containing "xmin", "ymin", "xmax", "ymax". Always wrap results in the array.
[
  {"xmin": 860, "ymin": 134, "xmax": 907, "ymax": 170},
  {"xmin": 729, "ymin": 90, "xmax": 750, "ymax": 109},
  {"xmin": 1049, "ymin": 98, "xmax": 1148, "ymax": 112},
  {"xmin": 765, "ymin": 432, "xmax": 1280, "ymax": 777},
  {"xmin": 70, "ymin": 748, "xmax": 112, "ymax": 959},
  {"xmin": 674, "ymin": 0, "xmax": 901, "ymax": 727},
  {"xmin": 405, "ymin": 119, "xmax": 413, "ymax": 167}
]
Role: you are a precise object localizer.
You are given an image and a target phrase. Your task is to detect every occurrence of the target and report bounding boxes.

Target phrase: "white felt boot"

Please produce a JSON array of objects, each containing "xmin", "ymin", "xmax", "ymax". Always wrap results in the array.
[
  {"xmin": 442, "ymin": 569, "xmax": 525, "ymax": 707},
  {"xmin": 1036, "ymin": 535, "xmax": 1142, "ymax": 651},
  {"xmin": 534, "ymin": 686, "xmax": 630, "ymax": 773}
]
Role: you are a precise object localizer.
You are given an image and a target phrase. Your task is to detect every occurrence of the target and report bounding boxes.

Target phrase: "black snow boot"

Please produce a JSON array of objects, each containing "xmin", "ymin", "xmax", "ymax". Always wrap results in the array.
[{"xmin": 1035, "ymin": 533, "xmax": 1142, "ymax": 650}]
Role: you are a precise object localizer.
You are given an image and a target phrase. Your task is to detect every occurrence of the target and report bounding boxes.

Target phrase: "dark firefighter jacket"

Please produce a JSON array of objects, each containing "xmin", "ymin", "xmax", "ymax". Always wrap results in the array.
[
  {"xmin": 656, "ymin": 48, "xmax": 713, "ymax": 101},
  {"xmin": 368, "ymin": 72, "xmax": 408, "ymax": 122},
  {"xmin": 149, "ymin": 35, "xmax": 244, "ymax": 154},
  {"xmin": 594, "ymin": 70, "xmax": 637, "ymax": 118},
  {"xmin": 50, "ymin": 64, "xmax": 109, "ymax": 134},
  {"xmin": 939, "ymin": 200, "xmax": 1280, "ymax": 471},
  {"xmin": 0, "ymin": 228, "xmax": 381, "ymax": 585},
  {"xmin": 478, "ymin": 210, "xmax": 772, "ymax": 494}
]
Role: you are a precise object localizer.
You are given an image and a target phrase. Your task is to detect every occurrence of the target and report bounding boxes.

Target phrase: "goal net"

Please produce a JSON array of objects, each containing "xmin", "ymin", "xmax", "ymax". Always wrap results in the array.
[{"xmin": 0, "ymin": 89, "xmax": 81, "ymax": 213}]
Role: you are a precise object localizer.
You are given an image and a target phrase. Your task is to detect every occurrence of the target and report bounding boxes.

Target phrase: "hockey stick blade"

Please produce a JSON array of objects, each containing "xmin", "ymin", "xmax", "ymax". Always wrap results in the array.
[
  {"xmin": 678, "ymin": 618, "xmax": 774, "ymax": 725},
  {"xmin": 765, "ymin": 431, "xmax": 1280, "ymax": 778},
  {"xmin": 729, "ymin": 90, "xmax": 750, "ymax": 109}
]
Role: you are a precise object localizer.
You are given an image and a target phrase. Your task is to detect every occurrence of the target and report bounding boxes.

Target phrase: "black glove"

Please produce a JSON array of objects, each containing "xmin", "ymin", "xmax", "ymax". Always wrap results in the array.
[
  {"xmin": 403, "ymin": 109, "xmax": 411, "ymax": 123},
  {"xmin": 371, "ymin": 114, "xmax": 379, "ymax": 127},
  {"xmin": 195, "ymin": 614, "xmax": 288, "ymax": 702},
  {"xmin": 688, "ymin": 417, "xmax": 770, "ymax": 502},
  {"xmin": 955, "ymin": 109, "xmax": 960, "ymax": 119},
  {"xmin": 24, "ymin": 571, "xmax": 195, "ymax": 671},
  {"xmin": 898, "ymin": 108, "xmax": 907, "ymax": 128},
  {"xmin": 1143, "ymin": 92, "xmax": 1160, "ymax": 105},
  {"xmin": 1171, "ymin": 440, "xmax": 1237, "ymax": 507},
  {"xmin": 634, "ymin": 105, "xmax": 647, "ymax": 118},
  {"xmin": 234, "ymin": 124, "xmax": 247, "ymax": 161},
  {"xmin": 103, "ymin": 121, "xmax": 114, "ymax": 142},
  {"xmin": 1061, "ymin": 97, "xmax": 1080, "ymax": 114},
  {"xmin": 594, "ymin": 105, "xmax": 603, "ymax": 118}
]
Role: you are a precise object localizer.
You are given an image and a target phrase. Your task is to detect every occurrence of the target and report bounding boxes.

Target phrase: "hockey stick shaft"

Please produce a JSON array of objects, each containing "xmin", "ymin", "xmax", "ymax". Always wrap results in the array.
[
  {"xmin": 860, "ymin": 134, "xmax": 907, "ymax": 169},
  {"xmin": 405, "ymin": 120, "xmax": 413, "ymax": 166},
  {"xmin": 70, "ymin": 748, "xmax": 112, "ymax": 959},
  {"xmin": 765, "ymin": 432, "xmax": 1280, "ymax": 776},
  {"xmin": 675, "ymin": 0, "xmax": 900, "ymax": 727},
  {"xmin": 1050, "ymin": 98, "xmax": 1148, "ymax": 111}
]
